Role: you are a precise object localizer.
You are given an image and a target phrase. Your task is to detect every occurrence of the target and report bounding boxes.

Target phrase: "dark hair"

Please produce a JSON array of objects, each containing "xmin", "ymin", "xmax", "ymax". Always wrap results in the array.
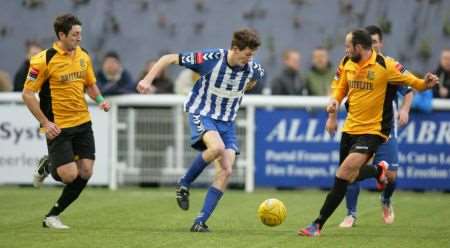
[
  {"xmin": 351, "ymin": 29, "xmax": 372, "ymax": 50},
  {"xmin": 365, "ymin": 25, "xmax": 383, "ymax": 41},
  {"xmin": 104, "ymin": 51, "xmax": 121, "ymax": 61},
  {"xmin": 231, "ymin": 28, "xmax": 261, "ymax": 50},
  {"xmin": 53, "ymin": 13, "xmax": 82, "ymax": 40}
]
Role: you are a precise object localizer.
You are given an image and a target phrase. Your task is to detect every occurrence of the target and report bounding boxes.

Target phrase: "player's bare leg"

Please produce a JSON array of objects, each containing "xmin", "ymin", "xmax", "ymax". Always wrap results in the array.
[
  {"xmin": 177, "ymin": 131, "xmax": 225, "ymax": 211},
  {"xmin": 191, "ymin": 149, "xmax": 235, "ymax": 232}
]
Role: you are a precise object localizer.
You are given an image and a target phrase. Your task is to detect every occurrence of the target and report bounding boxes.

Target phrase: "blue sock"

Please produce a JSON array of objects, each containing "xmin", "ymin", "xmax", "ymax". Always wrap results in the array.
[
  {"xmin": 381, "ymin": 180, "xmax": 396, "ymax": 205},
  {"xmin": 179, "ymin": 153, "xmax": 208, "ymax": 188},
  {"xmin": 195, "ymin": 186, "xmax": 223, "ymax": 224},
  {"xmin": 345, "ymin": 182, "xmax": 360, "ymax": 217}
]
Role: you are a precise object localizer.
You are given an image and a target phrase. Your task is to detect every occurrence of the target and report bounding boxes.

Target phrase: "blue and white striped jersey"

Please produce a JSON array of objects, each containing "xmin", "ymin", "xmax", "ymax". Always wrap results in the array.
[{"xmin": 179, "ymin": 48, "xmax": 264, "ymax": 122}]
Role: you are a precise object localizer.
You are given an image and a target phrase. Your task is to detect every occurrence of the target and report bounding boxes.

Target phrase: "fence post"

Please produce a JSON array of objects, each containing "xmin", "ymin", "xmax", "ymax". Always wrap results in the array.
[
  {"xmin": 245, "ymin": 105, "xmax": 255, "ymax": 193},
  {"xmin": 109, "ymin": 103, "xmax": 118, "ymax": 190}
]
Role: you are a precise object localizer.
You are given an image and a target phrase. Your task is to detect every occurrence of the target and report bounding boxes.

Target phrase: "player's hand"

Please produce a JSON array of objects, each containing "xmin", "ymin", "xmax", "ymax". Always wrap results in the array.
[
  {"xmin": 136, "ymin": 79, "xmax": 155, "ymax": 94},
  {"xmin": 398, "ymin": 108, "xmax": 409, "ymax": 127},
  {"xmin": 326, "ymin": 98, "xmax": 339, "ymax": 114},
  {"xmin": 99, "ymin": 101, "xmax": 110, "ymax": 112},
  {"xmin": 43, "ymin": 121, "xmax": 61, "ymax": 140},
  {"xmin": 325, "ymin": 115, "xmax": 338, "ymax": 135},
  {"xmin": 424, "ymin": 73, "xmax": 439, "ymax": 89}
]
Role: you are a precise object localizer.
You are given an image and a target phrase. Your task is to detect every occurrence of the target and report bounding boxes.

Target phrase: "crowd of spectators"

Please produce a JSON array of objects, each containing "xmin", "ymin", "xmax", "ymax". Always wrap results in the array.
[{"xmin": 2, "ymin": 40, "xmax": 450, "ymax": 107}]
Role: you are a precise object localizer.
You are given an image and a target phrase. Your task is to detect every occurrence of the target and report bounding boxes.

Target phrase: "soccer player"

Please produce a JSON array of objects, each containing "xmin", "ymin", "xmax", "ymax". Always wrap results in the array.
[
  {"xmin": 298, "ymin": 29, "xmax": 439, "ymax": 237},
  {"xmin": 339, "ymin": 25, "xmax": 414, "ymax": 228},
  {"xmin": 22, "ymin": 13, "xmax": 110, "ymax": 229},
  {"xmin": 137, "ymin": 28, "xmax": 264, "ymax": 232}
]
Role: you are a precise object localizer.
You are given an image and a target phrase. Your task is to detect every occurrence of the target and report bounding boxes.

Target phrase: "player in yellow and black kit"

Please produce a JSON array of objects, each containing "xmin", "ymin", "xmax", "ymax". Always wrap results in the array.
[
  {"xmin": 22, "ymin": 14, "xmax": 110, "ymax": 229},
  {"xmin": 298, "ymin": 29, "xmax": 439, "ymax": 237}
]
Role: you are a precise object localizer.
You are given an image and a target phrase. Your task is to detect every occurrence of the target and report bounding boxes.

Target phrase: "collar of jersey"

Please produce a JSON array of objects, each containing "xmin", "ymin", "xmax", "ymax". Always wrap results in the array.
[
  {"xmin": 225, "ymin": 50, "xmax": 247, "ymax": 71},
  {"xmin": 345, "ymin": 49, "xmax": 377, "ymax": 70},
  {"xmin": 53, "ymin": 42, "xmax": 80, "ymax": 56}
]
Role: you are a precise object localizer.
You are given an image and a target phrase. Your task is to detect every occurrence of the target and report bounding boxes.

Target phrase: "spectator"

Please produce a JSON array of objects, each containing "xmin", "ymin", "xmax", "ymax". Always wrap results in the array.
[
  {"xmin": 305, "ymin": 47, "xmax": 334, "ymax": 96},
  {"xmin": 174, "ymin": 68, "xmax": 200, "ymax": 95},
  {"xmin": 0, "ymin": 70, "xmax": 12, "ymax": 92},
  {"xmin": 13, "ymin": 40, "xmax": 43, "ymax": 92},
  {"xmin": 96, "ymin": 51, "xmax": 135, "ymax": 96},
  {"xmin": 270, "ymin": 49, "xmax": 307, "ymax": 95},
  {"xmin": 138, "ymin": 59, "xmax": 174, "ymax": 94},
  {"xmin": 433, "ymin": 48, "xmax": 450, "ymax": 99}
]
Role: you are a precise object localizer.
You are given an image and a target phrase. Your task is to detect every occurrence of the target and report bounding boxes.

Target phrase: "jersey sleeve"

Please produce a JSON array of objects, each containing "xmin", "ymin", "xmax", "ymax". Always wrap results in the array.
[
  {"xmin": 386, "ymin": 58, "xmax": 426, "ymax": 91},
  {"xmin": 331, "ymin": 57, "xmax": 349, "ymax": 102},
  {"xmin": 23, "ymin": 51, "xmax": 48, "ymax": 92},
  {"xmin": 178, "ymin": 48, "xmax": 223, "ymax": 75},
  {"xmin": 85, "ymin": 55, "xmax": 96, "ymax": 86},
  {"xmin": 250, "ymin": 62, "xmax": 265, "ymax": 82}
]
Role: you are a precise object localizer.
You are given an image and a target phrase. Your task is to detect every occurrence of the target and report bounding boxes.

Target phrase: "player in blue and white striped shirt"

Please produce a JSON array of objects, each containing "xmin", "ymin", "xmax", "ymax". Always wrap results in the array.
[{"xmin": 137, "ymin": 28, "xmax": 264, "ymax": 232}]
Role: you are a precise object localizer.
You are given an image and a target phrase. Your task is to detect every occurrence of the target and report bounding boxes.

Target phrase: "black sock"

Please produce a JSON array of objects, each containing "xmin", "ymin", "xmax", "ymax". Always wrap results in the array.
[
  {"xmin": 46, "ymin": 176, "xmax": 88, "ymax": 217},
  {"xmin": 313, "ymin": 177, "xmax": 349, "ymax": 229},
  {"xmin": 355, "ymin": 165, "xmax": 378, "ymax": 181},
  {"xmin": 381, "ymin": 180, "xmax": 397, "ymax": 204}
]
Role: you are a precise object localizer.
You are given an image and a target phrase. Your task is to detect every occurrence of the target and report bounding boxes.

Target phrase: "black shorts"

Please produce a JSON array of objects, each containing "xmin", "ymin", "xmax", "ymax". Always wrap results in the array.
[
  {"xmin": 339, "ymin": 132, "xmax": 384, "ymax": 164},
  {"xmin": 47, "ymin": 121, "xmax": 95, "ymax": 168}
]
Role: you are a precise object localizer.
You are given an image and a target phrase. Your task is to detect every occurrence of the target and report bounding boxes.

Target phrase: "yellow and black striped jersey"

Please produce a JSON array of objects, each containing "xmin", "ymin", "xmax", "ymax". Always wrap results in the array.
[
  {"xmin": 331, "ymin": 50, "xmax": 426, "ymax": 139},
  {"xmin": 24, "ymin": 43, "xmax": 96, "ymax": 129}
]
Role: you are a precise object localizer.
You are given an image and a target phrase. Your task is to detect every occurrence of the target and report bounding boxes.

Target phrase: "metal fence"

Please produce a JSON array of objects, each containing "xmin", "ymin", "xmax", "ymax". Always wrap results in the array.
[{"xmin": 115, "ymin": 106, "xmax": 247, "ymax": 187}]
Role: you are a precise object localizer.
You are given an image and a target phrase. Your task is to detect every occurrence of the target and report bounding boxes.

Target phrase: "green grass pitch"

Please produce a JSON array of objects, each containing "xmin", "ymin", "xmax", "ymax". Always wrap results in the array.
[{"xmin": 1, "ymin": 186, "xmax": 449, "ymax": 248}]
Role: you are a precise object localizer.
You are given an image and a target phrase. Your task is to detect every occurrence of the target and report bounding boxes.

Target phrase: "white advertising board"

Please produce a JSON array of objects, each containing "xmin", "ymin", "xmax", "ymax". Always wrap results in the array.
[{"xmin": 0, "ymin": 103, "xmax": 109, "ymax": 185}]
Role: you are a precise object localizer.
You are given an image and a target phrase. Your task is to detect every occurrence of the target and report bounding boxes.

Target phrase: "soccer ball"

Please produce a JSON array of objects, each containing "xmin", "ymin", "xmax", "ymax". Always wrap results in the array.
[{"xmin": 257, "ymin": 198, "xmax": 287, "ymax": 227}]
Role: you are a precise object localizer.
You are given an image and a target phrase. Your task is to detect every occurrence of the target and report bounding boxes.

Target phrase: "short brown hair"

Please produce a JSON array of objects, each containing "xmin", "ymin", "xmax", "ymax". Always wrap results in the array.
[
  {"xmin": 231, "ymin": 28, "xmax": 261, "ymax": 50},
  {"xmin": 54, "ymin": 13, "xmax": 82, "ymax": 40}
]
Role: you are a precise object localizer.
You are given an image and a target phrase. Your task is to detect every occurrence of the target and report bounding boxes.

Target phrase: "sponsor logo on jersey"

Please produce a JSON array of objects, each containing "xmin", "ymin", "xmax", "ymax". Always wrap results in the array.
[
  {"xmin": 195, "ymin": 52, "xmax": 204, "ymax": 64},
  {"xmin": 27, "ymin": 67, "xmax": 39, "ymax": 81},
  {"xmin": 395, "ymin": 63, "xmax": 407, "ymax": 74}
]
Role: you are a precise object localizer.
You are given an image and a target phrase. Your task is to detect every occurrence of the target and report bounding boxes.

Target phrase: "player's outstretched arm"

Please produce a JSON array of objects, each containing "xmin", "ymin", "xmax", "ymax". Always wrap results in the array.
[{"xmin": 137, "ymin": 54, "xmax": 179, "ymax": 94}]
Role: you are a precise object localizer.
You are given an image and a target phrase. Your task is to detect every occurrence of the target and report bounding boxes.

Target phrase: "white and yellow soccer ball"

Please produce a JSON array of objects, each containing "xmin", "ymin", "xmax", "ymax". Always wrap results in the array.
[{"xmin": 257, "ymin": 198, "xmax": 287, "ymax": 227}]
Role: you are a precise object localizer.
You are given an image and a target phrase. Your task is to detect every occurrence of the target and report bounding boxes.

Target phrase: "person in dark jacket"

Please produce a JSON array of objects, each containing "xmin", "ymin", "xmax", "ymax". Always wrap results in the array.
[
  {"xmin": 13, "ymin": 40, "xmax": 43, "ymax": 92},
  {"xmin": 96, "ymin": 51, "xmax": 135, "ymax": 96},
  {"xmin": 270, "ymin": 49, "xmax": 307, "ymax": 95},
  {"xmin": 433, "ymin": 48, "xmax": 450, "ymax": 99}
]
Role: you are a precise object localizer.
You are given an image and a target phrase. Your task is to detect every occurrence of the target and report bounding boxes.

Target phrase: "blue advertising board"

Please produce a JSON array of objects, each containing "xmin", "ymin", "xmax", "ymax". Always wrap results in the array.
[{"xmin": 254, "ymin": 108, "xmax": 450, "ymax": 190}]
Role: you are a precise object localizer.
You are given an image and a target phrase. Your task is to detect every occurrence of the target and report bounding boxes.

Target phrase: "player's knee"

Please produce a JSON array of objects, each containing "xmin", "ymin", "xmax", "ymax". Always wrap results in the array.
[
  {"xmin": 223, "ymin": 166, "xmax": 233, "ymax": 178},
  {"xmin": 57, "ymin": 164, "xmax": 79, "ymax": 184},
  {"xmin": 340, "ymin": 163, "xmax": 358, "ymax": 174},
  {"xmin": 208, "ymin": 145, "xmax": 226, "ymax": 159},
  {"xmin": 60, "ymin": 171, "xmax": 78, "ymax": 184},
  {"xmin": 79, "ymin": 167, "xmax": 93, "ymax": 179}
]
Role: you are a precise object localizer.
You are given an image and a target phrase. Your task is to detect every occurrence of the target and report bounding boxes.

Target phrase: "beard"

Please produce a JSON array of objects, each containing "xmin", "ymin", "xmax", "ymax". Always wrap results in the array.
[{"xmin": 350, "ymin": 53, "xmax": 361, "ymax": 63}]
